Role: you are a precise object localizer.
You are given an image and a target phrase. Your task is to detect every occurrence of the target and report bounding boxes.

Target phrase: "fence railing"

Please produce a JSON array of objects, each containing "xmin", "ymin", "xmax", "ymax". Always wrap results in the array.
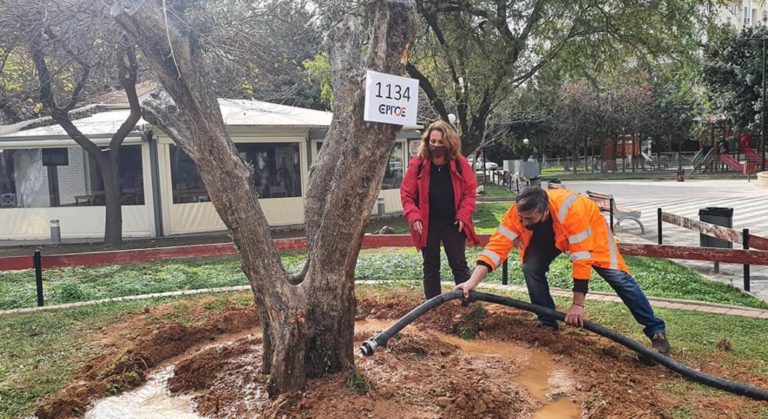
[
  {"xmin": 657, "ymin": 209, "xmax": 768, "ymax": 292},
  {"xmin": 539, "ymin": 152, "xmax": 698, "ymax": 173}
]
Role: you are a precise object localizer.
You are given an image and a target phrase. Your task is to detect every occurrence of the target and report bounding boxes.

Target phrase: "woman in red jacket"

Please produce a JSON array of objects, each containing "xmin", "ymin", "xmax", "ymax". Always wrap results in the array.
[{"xmin": 400, "ymin": 120, "xmax": 480, "ymax": 299}]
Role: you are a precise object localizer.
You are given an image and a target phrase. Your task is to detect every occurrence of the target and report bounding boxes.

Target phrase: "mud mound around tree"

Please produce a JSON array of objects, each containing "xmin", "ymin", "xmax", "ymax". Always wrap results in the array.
[
  {"xmin": 34, "ymin": 305, "xmax": 260, "ymax": 419},
  {"xmin": 35, "ymin": 291, "xmax": 768, "ymax": 418}
]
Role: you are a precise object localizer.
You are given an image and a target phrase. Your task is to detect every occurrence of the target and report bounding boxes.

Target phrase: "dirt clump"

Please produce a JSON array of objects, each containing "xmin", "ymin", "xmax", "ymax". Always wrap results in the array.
[{"xmin": 34, "ymin": 306, "xmax": 259, "ymax": 419}]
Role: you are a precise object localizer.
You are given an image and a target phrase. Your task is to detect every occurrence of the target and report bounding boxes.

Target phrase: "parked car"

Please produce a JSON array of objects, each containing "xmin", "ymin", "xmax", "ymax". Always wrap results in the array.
[{"xmin": 468, "ymin": 157, "xmax": 498, "ymax": 171}]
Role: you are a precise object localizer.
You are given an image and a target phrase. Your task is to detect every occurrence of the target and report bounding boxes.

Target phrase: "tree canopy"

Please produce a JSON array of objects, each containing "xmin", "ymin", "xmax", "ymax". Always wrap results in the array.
[
  {"xmin": 406, "ymin": 0, "xmax": 708, "ymax": 154},
  {"xmin": 703, "ymin": 24, "xmax": 768, "ymax": 133}
]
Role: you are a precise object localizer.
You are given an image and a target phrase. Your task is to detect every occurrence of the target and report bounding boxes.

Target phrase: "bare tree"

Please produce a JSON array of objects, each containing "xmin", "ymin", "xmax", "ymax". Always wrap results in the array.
[
  {"xmin": 112, "ymin": 0, "xmax": 417, "ymax": 394},
  {"xmin": 0, "ymin": 0, "xmax": 141, "ymax": 245}
]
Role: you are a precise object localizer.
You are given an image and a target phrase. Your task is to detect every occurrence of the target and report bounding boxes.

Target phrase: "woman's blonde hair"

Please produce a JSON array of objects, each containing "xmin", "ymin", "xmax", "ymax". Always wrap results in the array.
[{"xmin": 417, "ymin": 120, "xmax": 463, "ymax": 160}]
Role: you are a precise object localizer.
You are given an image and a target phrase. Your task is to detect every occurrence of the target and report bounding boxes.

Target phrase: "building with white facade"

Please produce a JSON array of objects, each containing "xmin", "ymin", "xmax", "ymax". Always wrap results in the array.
[
  {"xmin": 716, "ymin": 0, "xmax": 768, "ymax": 29},
  {"xmin": 0, "ymin": 100, "xmax": 419, "ymax": 240}
]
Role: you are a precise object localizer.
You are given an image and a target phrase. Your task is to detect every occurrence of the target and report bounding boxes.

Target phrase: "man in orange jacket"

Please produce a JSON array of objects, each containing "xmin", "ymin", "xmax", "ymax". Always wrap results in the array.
[{"xmin": 455, "ymin": 187, "xmax": 670, "ymax": 354}]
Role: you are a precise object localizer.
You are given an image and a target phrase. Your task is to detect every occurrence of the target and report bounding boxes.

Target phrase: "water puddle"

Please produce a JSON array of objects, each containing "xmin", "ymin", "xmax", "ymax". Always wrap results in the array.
[
  {"xmin": 85, "ymin": 319, "xmax": 580, "ymax": 418},
  {"xmin": 436, "ymin": 333, "xmax": 581, "ymax": 419},
  {"xmin": 355, "ymin": 318, "xmax": 406, "ymax": 334},
  {"xmin": 84, "ymin": 366, "xmax": 201, "ymax": 419},
  {"xmin": 357, "ymin": 318, "xmax": 580, "ymax": 417}
]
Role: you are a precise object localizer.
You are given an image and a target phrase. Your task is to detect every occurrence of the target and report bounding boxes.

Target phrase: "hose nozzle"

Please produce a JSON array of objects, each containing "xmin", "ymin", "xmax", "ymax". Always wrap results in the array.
[{"xmin": 357, "ymin": 339, "xmax": 379, "ymax": 357}]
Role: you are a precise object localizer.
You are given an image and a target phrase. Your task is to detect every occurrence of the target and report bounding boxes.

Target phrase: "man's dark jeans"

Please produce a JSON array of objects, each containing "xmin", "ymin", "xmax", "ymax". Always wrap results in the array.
[
  {"xmin": 422, "ymin": 220, "xmax": 470, "ymax": 299},
  {"xmin": 522, "ymin": 250, "xmax": 666, "ymax": 338}
]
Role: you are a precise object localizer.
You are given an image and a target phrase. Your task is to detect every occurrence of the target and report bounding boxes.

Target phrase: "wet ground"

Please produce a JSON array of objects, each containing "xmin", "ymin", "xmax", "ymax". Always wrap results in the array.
[{"xmin": 34, "ymin": 290, "xmax": 768, "ymax": 418}]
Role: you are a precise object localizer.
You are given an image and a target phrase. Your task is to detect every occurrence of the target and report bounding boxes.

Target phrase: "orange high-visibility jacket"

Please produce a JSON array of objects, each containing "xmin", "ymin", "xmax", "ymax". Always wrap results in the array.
[{"xmin": 477, "ymin": 189, "xmax": 628, "ymax": 280}]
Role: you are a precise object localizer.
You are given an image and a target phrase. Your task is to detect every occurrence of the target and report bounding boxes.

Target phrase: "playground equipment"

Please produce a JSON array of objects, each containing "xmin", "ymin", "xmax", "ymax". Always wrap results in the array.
[
  {"xmin": 697, "ymin": 119, "xmax": 760, "ymax": 175},
  {"xmin": 602, "ymin": 133, "xmax": 641, "ymax": 172}
]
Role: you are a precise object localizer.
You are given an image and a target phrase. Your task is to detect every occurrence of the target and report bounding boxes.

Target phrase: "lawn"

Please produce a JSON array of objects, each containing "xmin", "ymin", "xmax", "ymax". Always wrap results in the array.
[{"xmin": 1, "ymin": 246, "xmax": 765, "ymax": 310}]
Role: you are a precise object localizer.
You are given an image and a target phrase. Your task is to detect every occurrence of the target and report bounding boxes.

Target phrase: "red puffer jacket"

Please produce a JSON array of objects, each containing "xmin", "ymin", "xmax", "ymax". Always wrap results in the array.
[{"xmin": 400, "ymin": 156, "xmax": 480, "ymax": 250}]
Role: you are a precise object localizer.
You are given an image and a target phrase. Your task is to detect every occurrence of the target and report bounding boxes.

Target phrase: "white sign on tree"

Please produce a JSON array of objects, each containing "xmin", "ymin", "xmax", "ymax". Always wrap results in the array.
[{"xmin": 363, "ymin": 70, "xmax": 419, "ymax": 126}]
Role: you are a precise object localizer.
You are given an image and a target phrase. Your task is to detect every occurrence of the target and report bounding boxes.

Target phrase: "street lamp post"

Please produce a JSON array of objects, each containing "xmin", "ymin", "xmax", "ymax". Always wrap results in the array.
[
  {"xmin": 748, "ymin": 36, "xmax": 768, "ymax": 171},
  {"xmin": 762, "ymin": 39, "xmax": 766, "ymax": 171}
]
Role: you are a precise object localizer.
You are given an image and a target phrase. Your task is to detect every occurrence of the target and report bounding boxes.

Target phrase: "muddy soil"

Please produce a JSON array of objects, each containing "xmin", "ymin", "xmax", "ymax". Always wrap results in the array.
[{"xmin": 35, "ymin": 291, "xmax": 768, "ymax": 418}]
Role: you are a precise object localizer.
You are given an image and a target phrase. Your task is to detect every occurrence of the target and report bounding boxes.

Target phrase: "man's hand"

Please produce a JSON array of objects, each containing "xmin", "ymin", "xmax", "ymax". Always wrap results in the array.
[
  {"xmin": 564, "ymin": 304, "xmax": 586, "ymax": 327},
  {"xmin": 454, "ymin": 219, "xmax": 464, "ymax": 232},
  {"xmin": 412, "ymin": 220, "xmax": 423, "ymax": 234},
  {"xmin": 453, "ymin": 281, "xmax": 476, "ymax": 300},
  {"xmin": 455, "ymin": 265, "xmax": 489, "ymax": 300}
]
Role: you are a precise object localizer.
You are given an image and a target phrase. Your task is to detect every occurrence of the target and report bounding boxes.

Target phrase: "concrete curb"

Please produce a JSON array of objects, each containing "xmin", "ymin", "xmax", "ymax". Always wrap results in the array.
[{"xmin": 0, "ymin": 286, "xmax": 250, "ymax": 316}]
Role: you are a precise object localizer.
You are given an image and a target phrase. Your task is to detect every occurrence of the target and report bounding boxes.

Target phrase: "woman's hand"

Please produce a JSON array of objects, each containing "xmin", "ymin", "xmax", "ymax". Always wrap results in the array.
[
  {"xmin": 454, "ymin": 220, "xmax": 464, "ymax": 232},
  {"xmin": 412, "ymin": 220, "xmax": 423, "ymax": 234}
]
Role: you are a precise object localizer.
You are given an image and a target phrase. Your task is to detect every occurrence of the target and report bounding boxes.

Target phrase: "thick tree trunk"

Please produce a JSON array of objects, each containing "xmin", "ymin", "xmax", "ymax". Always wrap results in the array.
[
  {"xmin": 114, "ymin": 0, "xmax": 417, "ymax": 395},
  {"xmin": 100, "ymin": 152, "xmax": 123, "ymax": 246},
  {"xmin": 29, "ymin": 37, "xmax": 139, "ymax": 246}
]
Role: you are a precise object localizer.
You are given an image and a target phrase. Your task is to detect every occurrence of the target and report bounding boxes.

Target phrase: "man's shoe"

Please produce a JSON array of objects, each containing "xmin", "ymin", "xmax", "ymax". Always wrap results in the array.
[
  {"xmin": 537, "ymin": 322, "xmax": 559, "ymax": 332},
  {"xmin": 651, "ymin": 332, "xmax": 671, "ymax": 355}
]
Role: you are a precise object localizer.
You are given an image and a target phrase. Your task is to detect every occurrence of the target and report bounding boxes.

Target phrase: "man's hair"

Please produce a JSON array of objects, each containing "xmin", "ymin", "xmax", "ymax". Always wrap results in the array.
[{"xmin": 516, "ymin": 187, "xmax": 548, "ymax": 213}]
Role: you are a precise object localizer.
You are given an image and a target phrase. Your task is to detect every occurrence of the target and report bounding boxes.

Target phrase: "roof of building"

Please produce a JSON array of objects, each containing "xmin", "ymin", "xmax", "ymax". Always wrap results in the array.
[{"xmin": 0, "ymin": 99, "xmax": 334, "ymax": 140}]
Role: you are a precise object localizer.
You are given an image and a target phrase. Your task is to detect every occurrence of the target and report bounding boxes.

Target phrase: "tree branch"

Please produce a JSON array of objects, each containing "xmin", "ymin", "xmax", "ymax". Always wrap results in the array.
[
  {"xmin": 110, "ymin": 45, "xmax": 141, "ymax": 152},
  {"xmin": 44, "ymin": 27, "xmax": 92, "ymax": 112},
  {"xmin": 406, "ymin": 62, "xmax": 449, "ymax": 121}
]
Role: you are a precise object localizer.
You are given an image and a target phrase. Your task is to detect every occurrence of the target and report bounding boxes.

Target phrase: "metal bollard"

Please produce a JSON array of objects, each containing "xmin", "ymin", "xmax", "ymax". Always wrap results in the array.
[
  {"xmin": 377, "ymin": 198, "xmax": 385, "ymax": 218},
  {"xmin": 34, "ymin": 250, "xmax": 44, "ymax": 307},
  {"xmin": 51, "ymin": 220, "xmax": 61, "ymax": 243},
  {"xmin": 50, "ymin": 219, "xmax": 61, "ymax": 243}
]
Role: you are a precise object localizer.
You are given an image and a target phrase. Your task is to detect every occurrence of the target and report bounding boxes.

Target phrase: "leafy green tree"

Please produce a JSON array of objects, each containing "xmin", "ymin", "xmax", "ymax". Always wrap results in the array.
[
  {"xmin": 304, "ymin": 52, "xmax": 334, "ymax": 110},
  {"xmin": 407, "ymin": 0, "xmax": 707, "ymax": 155},
  {"xmin": 202, "ymin": 0, "xmax": 325, "ymax": 108},
  {"xmin": 703, "ymin": 24, "xmax": 767, "ymax": 133},
  {"xmin": 648, "ymin": 61, "xmax": 705, "ymax": 158}
]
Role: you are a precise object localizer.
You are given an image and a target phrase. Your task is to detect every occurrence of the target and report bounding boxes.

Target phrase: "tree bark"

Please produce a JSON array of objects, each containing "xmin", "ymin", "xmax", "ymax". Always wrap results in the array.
[
  {"xmin": 28, "ymin": 35, "xmax": 140, "ymax": 246},
  {"xmin": 113, "ymin": 0, "xmax": 417, "ymax": 395}
]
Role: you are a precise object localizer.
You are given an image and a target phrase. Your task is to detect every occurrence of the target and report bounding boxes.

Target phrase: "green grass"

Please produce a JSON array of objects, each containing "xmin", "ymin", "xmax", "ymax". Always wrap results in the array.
[
  {"xmin": 2, "ymin": 246, "xmax": 764, "ymax": 311},
  {"xmin": 541, "ymin": 166, "xmax": 565, "ymax": 177},
  {"xmin": 477, "ymin": 183, "xmax": 517, "ymax": 198},
  {"xmin": 473, "ymin": 202, "xmax": 512, "ymax": 233}
]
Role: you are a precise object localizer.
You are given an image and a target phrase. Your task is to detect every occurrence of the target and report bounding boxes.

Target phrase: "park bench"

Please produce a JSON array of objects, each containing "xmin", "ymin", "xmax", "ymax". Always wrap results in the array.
[{"xmin": 585, "ymin": 190, "xmax": 645, "ymax": 235}]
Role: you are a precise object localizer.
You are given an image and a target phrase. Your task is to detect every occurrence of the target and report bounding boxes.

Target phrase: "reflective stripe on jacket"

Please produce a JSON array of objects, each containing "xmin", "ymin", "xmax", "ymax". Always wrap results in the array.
[
  {"xmin": 477, "ymin": 188, "xmax": 628, "ymax": 280},
  {"xmin": 400, "ymin": 155, "xmax": 480, "ymax": 250}
]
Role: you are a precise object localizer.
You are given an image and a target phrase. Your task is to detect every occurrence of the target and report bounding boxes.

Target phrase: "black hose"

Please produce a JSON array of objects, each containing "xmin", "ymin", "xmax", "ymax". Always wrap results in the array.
[
  {"xmin": 358, "ymin": 290, "xmax": 768, "ymax": 402},
  {"xmin": 358, "ymin": 290, "xmax": 464, "ymax": 357}
]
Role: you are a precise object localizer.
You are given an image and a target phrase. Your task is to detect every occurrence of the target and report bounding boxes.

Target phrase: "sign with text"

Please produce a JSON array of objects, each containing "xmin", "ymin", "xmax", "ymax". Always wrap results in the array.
[{"xmin": 363, "ymin": 70, "xmax": 419, "ymax": 126}]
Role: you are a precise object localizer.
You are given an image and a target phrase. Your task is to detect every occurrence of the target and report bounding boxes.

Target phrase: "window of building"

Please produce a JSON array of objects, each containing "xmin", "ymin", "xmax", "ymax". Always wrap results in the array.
[
  {"xmin": 382, "ymin": 142, "xmax": 404, "ymax": 190},
  {"xmin": 309, "ymin": 140, "xmax": 405, "ymax": 190},
  {"xmin": 238, "ymin": 142, "xmax": 301, "ymax": 198},
  {"xmin": 0, "ymin": 145, "xmax": 144, "ymax": 208},
  {"xmin": 0, "ymin": 150, "xmax": 16, "ymax": 208},
  {"xmin": 170, "ymin": 142, "xmax": 302, "ymax": 203}
]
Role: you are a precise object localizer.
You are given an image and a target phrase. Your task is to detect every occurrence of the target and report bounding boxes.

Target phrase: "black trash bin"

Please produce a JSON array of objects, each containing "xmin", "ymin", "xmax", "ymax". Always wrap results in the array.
[{"xmin": 699, "ymin": 207, "xmax": 733, "ymax": 249}]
